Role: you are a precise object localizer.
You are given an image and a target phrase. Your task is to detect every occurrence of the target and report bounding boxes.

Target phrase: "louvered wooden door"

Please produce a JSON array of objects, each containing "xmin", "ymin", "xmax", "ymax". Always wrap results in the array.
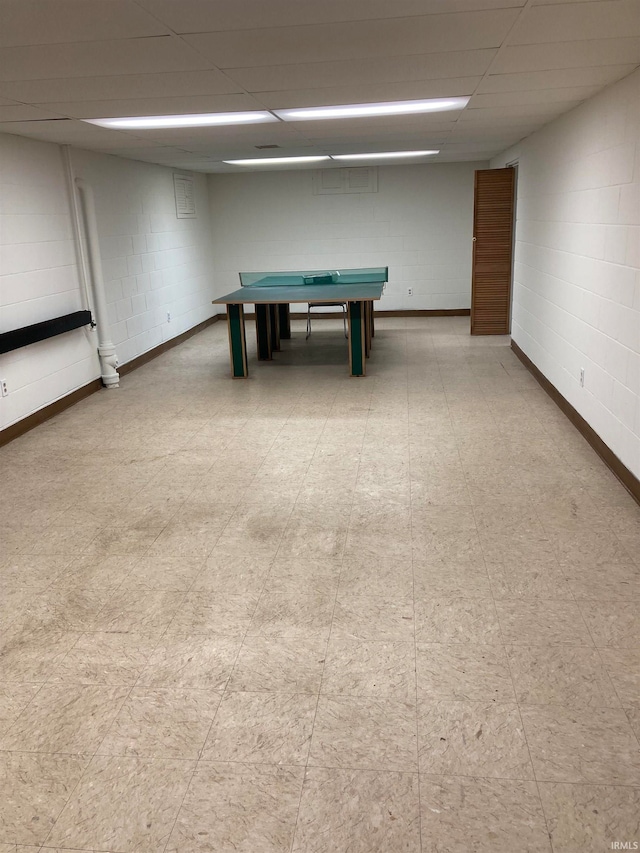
[{"xmin": 471, "ymin": 168, "xmax": 515, "ymax": 335}]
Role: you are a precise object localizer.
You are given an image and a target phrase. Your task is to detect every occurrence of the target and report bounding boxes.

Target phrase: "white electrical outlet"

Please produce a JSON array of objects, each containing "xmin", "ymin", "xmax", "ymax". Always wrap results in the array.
[
  {"xmin": 580, "ymin": 368, "xmax": 585, "ymax": 387},
  {"xmin": 1, "ymin": 379, "xmax": 8, "ymax": 397},
  {"xmin": 167, "ymin": 312, "xmax": 171, "ymax": 323},
  {"xmin": 407, "ymin": 287, "xmax": 413, "ymax": 297}
]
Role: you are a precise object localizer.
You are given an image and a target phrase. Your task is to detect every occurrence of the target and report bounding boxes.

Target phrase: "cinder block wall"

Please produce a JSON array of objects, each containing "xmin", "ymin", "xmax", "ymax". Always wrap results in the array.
[
  {"xmin": 492, "ymin": 67, "xmax": 640, "ymax": 480},
  {"xmin": 0, "ymin": 135, "xmax": 215, "ymax": 432},
  {"xmin": 208, "ymin": 162, "xmax": 487, "ymax": 312}
]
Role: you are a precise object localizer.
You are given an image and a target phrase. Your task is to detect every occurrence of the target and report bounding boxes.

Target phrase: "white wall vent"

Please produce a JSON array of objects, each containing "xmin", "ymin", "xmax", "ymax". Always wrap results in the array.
[
  {"xmin": 173, "ymin": 173, "xmax": 196, "ymax": 218},
  {"xmin": 313, "ymin": 167, "xmax": 378, "ymax": 195}
]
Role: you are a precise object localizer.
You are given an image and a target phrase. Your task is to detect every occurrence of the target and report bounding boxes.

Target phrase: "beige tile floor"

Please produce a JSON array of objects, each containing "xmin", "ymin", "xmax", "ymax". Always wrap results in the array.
[{"xmin": 1, "ymin": 315, "xmax": 639, "ymax": 853}]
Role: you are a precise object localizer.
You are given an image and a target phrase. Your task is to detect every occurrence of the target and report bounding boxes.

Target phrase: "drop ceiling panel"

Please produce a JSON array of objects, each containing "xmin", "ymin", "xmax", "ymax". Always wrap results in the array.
[
  {"xmin": 0, "ymin": 70, "xmax": 241, "ymax": 103},
  {"xmin": 257, "ymin": 79, "xmax": 481, "ymax": 110},
  {"xmin": 0, "ymin": 120, "xmax": 149, "ymax": 145},
  {"xmin": 511, "ymin": 0, "xmax": 640, "ymax": 43},
  {"xmin": 0, "ymin": 36, "xmax": 212, "ymax": 82},
  {"xmin": 531, "ymin": 0, "xmax": 618, "ymax": 4},
  {"xmin": 0, "ymin": 104, "xmax": 62, "ymax": 121},
  {"xmin": 0, "ymin": 0, "xmax": 637, "ymax": 171},
  {"xmin": 288, "ymin": 116, "xmax": 461, "ymax": 138},
  {"xmin": 470, "ymin": 86, "xmax": 600, "ymax": 107},
  {"xmin": 130, "ymin": 124, "xmax": 306, "ymax": 145},
  {"xmin": 477, "ymin": 65, "xmax": 637, "ymax": 93},
  {"xmin": 184, "ymin": 10, "xmax": 520, "ymax": 68},
  {"xmin": 461, "ymin": 102, "xmax": 579, "ymax": 120},
  {"xmin": 35, "ymin": 94, "xmax": 267, "ymax": 120},
  {"xmin": 303, "ymin": 133, "xmax": 448, "ymax": 148},
  {"xmin": 493, "ymin": 37, "xmax": 640, "ymax": 73},
  {"xmin": 227, "ymin": 50, "xmax": 497, "ymax": 92},
  {"xmin": 139, "ymin": 0, "xmax": 527, "ymax": 31},
  {"xmin": 448, "ymin": 126, "xmax": 536, "ymax": 140},
  {"xmin": 0, "ymin": 0, "xmax": 169, "ymax": 47}
]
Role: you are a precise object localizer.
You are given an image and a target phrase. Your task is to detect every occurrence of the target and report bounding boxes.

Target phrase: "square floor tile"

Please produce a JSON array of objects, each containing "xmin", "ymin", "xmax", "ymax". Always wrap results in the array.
[
  {"xmin": 137, "ymin": 636, "xmax": 241, "ymax": 690},
  {"xmin": 599, "ymin": 648, "xmax": 640, "ymax": 708},
  {"xmin": 309, "ymin": 695, "xmax": 418, "ymax": 772},
  {"xmin": 292, "ymin": 767, "xmax": 420, "ymax": 853},
  {"xmin": 47, "ymin": 755, "xmax": 194, "ymax": 853},
  {"xmin": 496, "ymin": 600, "xmax": 593, "ymax": 646},
  {"xmin": 418, "ymin": 700, "xmax": 534, "ymax": 779},
  {"xmin": 415, "ymin": 597, "xmax": 501, "ymax": 644},
  {"xmin": 248, "ymin": 592, "xmax": 334, "ymax": 640},
  {"xmin": 166, "ymin": 762, "xmax": 304, "ymax": 853},
  {"xmin": 322, "ymin": 639, "xmax": 416, "ymax": 701},
  {"xmin": 47, "ymin": 632, "xmax": 158, "ymax": 685},
  {"xmin": 53, "ymin": 555, "xmax": 138, "ymax": 590},
  {"xmin": 0, "ymin": 684, "xmax": 128, "ymax": 754},
  {"xmin": 120, "ymin": 554, "xmax": 205, "ymax": 591},
  {"xmin": 98, "ymin": 688, "xmax": 222, "ymax": 758},
  {"xmin": 413, "ymin": 560, "xmax": 492, "ymax": 600},
  {"xmin": 165, "ymin": 592, "xmax": 259, "ymax": 637},
  {"xmin": 538, "ymin": 782, "xmax": 640, "ymax": 853},
  {"xmin": 331, "ymin": 597, "xmax": 415, "ymax": 642},
  {"xmin": 578, "ymin": 601, "xmax": 640, "ymax": 648},
  {"xmin": 93, "ymin": 589, "xmax": 185, "ymax": 637},
  {"xmin": 202, "ymin": 691, "xmax": 316, "ymax": 765},
  {"xmin": 506, "ymin": 645, "xmax": 620, "ymax": 708},
  {"xmin": 0, "ymin": 752, "xmax": 88, "ymax": 845},
  {"xmin": 416, "ymin": 643, "xmax": 516, "ymax": 702},
  {"xmin": 0, "ymin": 556, "xmax": 71, "ymax": 591},
  {"xmin": 487, "ymin": 562, "xmax": 573, "ymax": 600},
  {"xmin": 228, "ymin": 637, "xmax": 326, "ymax": 694},
  {"xmin": 0, "ymin": 685, "xmax": 40, "ymax": 737},
  {"xmin": 419, "ymin": 775, "xmax": 552, "ymax": 852},
  {"xmin": 521, "ymin": 705, "xmax": 640, "ymax": 785}
]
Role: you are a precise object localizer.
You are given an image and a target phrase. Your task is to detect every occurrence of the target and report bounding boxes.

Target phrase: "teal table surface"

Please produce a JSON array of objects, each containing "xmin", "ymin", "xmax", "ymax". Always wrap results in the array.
[
  {"xmin": 238, "ymin": 267, "xmax": 388, "ymax": 287},
  {"xmin": 213, "ymin": 283, "xmax": 384, "ymax": 304}
]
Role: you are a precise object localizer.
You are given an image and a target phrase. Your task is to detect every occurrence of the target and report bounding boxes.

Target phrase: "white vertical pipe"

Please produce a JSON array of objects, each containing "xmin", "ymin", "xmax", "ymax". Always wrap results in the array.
[
  {"xmin": 75, "ymin": 178, "xmax": 120, "ymax": 388},
  {"xmin": 61, "ymin": 145, "xmax": 93, "ymax": 315}
]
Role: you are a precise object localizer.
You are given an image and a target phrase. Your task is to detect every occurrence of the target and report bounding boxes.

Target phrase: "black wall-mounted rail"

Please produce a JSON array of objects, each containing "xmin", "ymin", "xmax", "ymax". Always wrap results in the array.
[{"xmin": 0, "ymin": 310, "xmax": 93, "ymax": 355}]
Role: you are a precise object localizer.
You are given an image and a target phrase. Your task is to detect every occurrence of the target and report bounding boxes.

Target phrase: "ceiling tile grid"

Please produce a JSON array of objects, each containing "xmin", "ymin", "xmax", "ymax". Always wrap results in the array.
[{"xmin": 0, "ymin": 0, "xmax": 636, "ymax": 170}]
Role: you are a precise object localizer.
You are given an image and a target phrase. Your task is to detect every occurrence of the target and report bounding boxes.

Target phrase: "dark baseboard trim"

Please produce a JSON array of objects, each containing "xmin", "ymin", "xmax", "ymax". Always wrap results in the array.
[
  {"xmin": 118, "ymin": 315, "xmax": 221, "ymax": 376},
  {"xmin": 376, "ymin": 309, "xmax": 470, "ymax": 317},
  {"xmin": 242, "ymin": 308, "xmax": 471, "ymax": 320},
  {"xmin": 0, "ymin": 314, "xmax": 222, "ymax": 448},
  {"xmin": 511, "ymin": 340, "xmax": 640, "ymax": 507},
  {"xmin": 0, "ymin": 378, "xmax": 103, "ymax": 448}
]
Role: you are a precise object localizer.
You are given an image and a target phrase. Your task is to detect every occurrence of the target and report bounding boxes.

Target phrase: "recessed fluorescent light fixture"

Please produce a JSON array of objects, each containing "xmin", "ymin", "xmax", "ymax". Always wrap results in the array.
[
  {"xmin": 331, "ymin": 150, "xmax": 439, "ymax": 160},
  {"xmin": 83, "ymin": 112, "xmax": 277, "ymax": 129},
  {"xmin": 274, "ymin": 98, "xmax": 469, "ymax": 121},
  {"xmin": 223, "ymin": 156, "xmax": 330, "ymax": 166}
]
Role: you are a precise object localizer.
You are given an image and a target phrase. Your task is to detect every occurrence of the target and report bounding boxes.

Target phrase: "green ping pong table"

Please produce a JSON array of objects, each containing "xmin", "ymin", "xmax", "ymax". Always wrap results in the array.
[{"xmin": 213, "ymin": 267, "xmax": 387, "ymax": 378}]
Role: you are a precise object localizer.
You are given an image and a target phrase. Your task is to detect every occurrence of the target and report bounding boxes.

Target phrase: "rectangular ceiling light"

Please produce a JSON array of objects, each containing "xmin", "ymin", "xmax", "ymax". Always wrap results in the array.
[
  {"xmin": 274, "ymin": 98, "xmax": 469, "ymax": 121},
  {"xmin": 331, "ymin": 150, "xmax": 439, "ymax": 160},
  {"xmin": 83, "ymin": 112, "xmax": 278, "ymax": 129},
  {"xmin": 223, "ymin": 156, "xmax": 330, "ymax": 166}
]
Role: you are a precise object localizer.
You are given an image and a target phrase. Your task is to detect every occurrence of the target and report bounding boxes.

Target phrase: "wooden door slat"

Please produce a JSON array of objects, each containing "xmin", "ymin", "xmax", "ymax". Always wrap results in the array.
[{"xmin": 471, "ymin": 167, "xmax": 515, "ymax": 335}]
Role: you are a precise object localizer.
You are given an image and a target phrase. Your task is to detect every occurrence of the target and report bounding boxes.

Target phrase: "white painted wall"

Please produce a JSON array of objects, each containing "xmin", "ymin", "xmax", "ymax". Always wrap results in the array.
[
  {"xmin": 0, "ymin": 133, "xmax": 96, "ymax": 431},
  {"xmin": 0, "ymin": 134, "xmax": 215, "ymax": 432},
  {"xmin": 71, "ymin": 149, "xmax": 215, "ymax": 365},
  {"xmin": 208, "ymin": 162, "xmax": 486, "ymax": 312},
  {"xmin": 492, "ymin": 67, "xmax": 640, "ymax": 480}
]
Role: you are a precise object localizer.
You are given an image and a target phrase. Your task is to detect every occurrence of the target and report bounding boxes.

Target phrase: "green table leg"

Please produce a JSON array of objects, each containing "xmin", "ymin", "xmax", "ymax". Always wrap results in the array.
[
  {"xmin": 364, "ymin": 301, "xmax": 371, "ymax": 359},
  {"xmin": 269, "ymin": 303, "xmax": 280, "ymax": 351},
  {"xmin": 255, "ymin": 304, "xmax": 272, "ymax": 360},
  {"xmin": 227, "ymin": 303, "xmax": 248, "ymax": 378},
  {"xmin": 348, "ymin": 301, "xmax": 366, "ymax": 377},
  {"xmin": 278, "ymin": 303, "xmax": 291, "ymax": 339}
]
